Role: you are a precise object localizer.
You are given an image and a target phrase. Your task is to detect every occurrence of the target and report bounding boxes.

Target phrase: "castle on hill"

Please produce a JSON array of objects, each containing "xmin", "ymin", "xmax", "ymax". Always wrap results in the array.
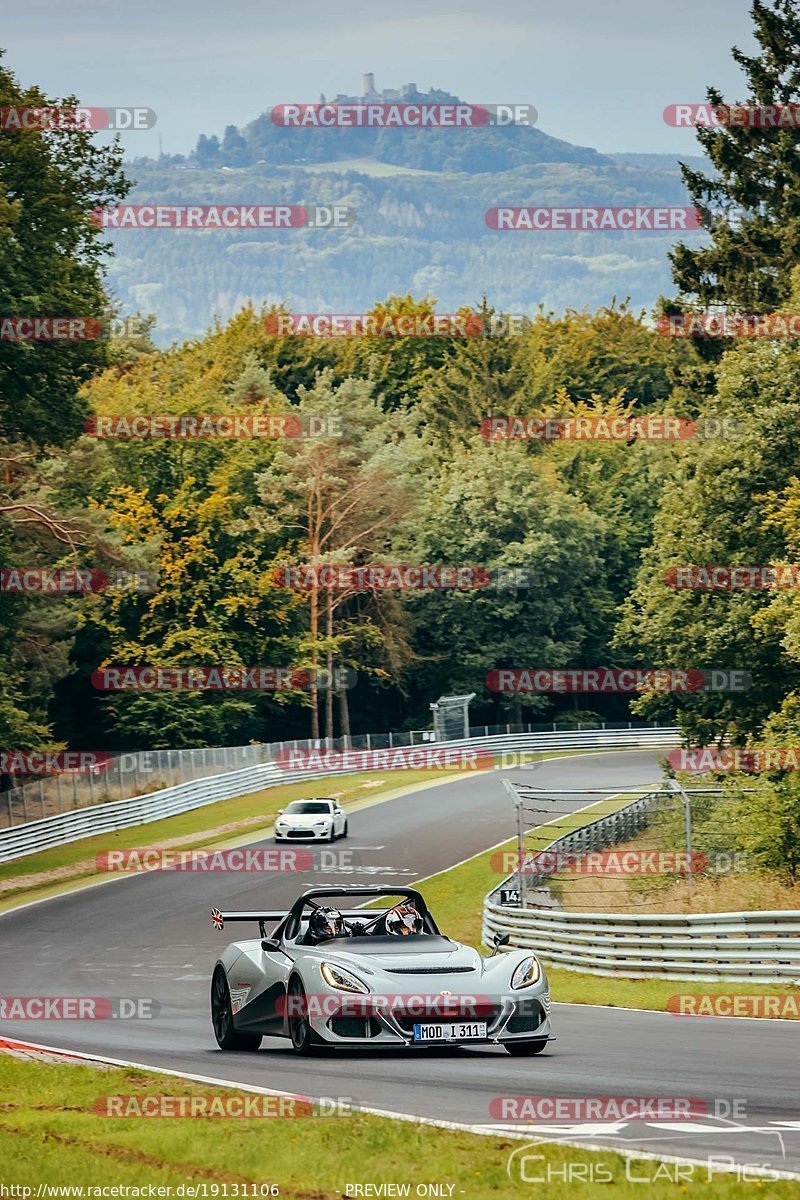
[{"xmin": 319, "ymin": 75, "xmax": 457, "ymax": 105}]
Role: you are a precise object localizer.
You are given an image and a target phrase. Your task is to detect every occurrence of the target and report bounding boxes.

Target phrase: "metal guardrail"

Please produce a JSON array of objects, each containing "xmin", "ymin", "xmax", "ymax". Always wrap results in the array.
[
  {"xmin": 482, "ymin": 903, "xmax": 800, "ymax": 982},
  {"xmin": 483, "ymin": 788, "xmax": 800, "ymax": 983},
  {"xmin": 0, "ymin": 725, "xmax": 679, "ymax": 863}
]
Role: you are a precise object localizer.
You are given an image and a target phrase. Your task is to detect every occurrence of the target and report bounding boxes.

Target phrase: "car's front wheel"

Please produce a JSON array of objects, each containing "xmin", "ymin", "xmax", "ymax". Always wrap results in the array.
[
  {"xmin": 504, "ymin": 1038, "xmax": 548, "ymax": 1056},
  {"xmin": 287, "ymin": 977, "xmax": 318, "ymax": 1054},
  {"xmin": 340, "ymin": 819, "xmax": 348, "ymax": 838},
  {"xmin": 211, "ymin": 967, "xmax": 262, "ymax": 1051}
]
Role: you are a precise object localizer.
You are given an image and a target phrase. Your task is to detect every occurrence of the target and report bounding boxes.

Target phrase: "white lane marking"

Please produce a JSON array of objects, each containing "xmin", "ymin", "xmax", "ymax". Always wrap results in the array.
[{"xmin": 1, "ymin": 1034, "xmax": 797, "ymax": 1180}]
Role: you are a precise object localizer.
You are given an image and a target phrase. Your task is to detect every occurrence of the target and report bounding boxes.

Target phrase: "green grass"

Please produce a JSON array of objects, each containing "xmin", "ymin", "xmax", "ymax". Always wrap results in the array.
[
  {"xmin": 0, "ymin": 1053, "xmax": 792, "ymax": 1195},
  {"xmin": 417, "ymin": 794, "xmax": 800, "ymax": 1018}
]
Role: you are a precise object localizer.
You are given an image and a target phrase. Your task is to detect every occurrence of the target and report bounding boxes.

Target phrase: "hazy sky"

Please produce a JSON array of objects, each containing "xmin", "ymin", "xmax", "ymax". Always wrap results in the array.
[{"xmin": 4, "ymin": 0, "xmax": 757, "ymax": 158}]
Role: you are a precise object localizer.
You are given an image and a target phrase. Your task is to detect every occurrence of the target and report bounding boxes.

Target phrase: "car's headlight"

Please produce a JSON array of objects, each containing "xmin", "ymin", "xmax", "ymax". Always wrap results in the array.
[
  {"xmin": 320, "ymin": 962, "xmax": 369, "ymax": 993},
  {"xmin": 314, "ymin": 819, "xmax": 329, "ymax": 826},
  {"xmin": 511, "ymin": 956, "xmax": 541, "ymax": 989}
]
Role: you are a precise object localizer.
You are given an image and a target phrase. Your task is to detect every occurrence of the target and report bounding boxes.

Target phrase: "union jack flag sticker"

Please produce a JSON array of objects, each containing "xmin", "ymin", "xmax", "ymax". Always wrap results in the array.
[{"xmin": 211, "ymin": 907, "xmax": 224, "ymax": 930}]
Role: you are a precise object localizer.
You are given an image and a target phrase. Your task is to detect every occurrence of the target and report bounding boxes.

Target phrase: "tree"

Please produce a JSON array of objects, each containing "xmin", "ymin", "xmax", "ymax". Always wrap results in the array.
[
  {"xmin": 416, "ymin": 304, "xmax": 528, "ymax": 445},
  {"xmin": 0, "ymin": 52, "xmax": 129, "ymax": 445},
  {"xmin": 404, "ymin": 437, "xmax": 612, "ymax": 721},
  {"xmin": 221, "ymin": 124, "xmax": 250, "ymax": 167},
  {"xmin": 194, "ymin": 133, "xmax": 220, "ymax": 166},
  {"xmin": 249, "ymin": 372, "xmax": 424, "ymax": 738},
  {"xmin": 523, "ymin": 303, "xmax": 686, "ymax": 410},
  {"xmin": 337, "ymin": 294, "xmax": 462, "ymax": 411},
  {"xmin": 67, "ymin": 333, "xmax": 311, "ymax": 749},
  {"xmin": 0, "ymin": 52, "xmax": 130, "ymax": 751},
  {"xmin": 671, "ymin": 0, "xmax": 800, "ymax": 310},
  {"xmin": 615, "ymin": 336, "xmax": 800, "ymax": 743}
]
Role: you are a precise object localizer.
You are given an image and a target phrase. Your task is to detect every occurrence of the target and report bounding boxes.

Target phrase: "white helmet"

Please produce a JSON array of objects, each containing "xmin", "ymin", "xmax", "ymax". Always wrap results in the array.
[{"xmin": 385, "ymin": 902, "xmax": 423, "ymax": 936}]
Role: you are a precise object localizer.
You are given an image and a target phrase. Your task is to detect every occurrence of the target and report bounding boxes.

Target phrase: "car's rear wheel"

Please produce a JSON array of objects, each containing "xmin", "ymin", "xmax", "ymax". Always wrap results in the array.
[
  {"xmin": 287, "ymin": 977, "xmax": 318, "ymax": 1054},
  {"xmin": 504, "ymin": 1038, "xmax": 548, "ymax": 1056},
  {"xmin": 211, "ymin": 967, "xmax": 262, "ymax": 1051}
]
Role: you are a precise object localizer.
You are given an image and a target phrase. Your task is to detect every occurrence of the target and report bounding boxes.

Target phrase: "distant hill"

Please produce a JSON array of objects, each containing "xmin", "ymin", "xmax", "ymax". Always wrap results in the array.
[
  {"xmin": 112, "ymin": 87, "xmax": 709, "ymax": 345},
  {"xmin": 182, "ymin": 81, "xmax": 610, "ymax": 175},
  {"xmin": 186, "ymin": 116, "xmax": 610, "ymax": 176}
]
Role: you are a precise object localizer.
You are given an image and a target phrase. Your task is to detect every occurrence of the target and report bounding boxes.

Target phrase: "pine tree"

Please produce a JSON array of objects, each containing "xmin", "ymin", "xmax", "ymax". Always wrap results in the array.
[{"xmin": 671, "ymin": 0, "xmax": 800, "ymax": 309}]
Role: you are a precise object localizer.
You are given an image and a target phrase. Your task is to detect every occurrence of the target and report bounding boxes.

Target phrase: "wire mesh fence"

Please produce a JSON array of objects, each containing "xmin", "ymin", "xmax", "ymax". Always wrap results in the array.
[{"xmin": 492, "ymin": 782, "xmax": 745, "ymax": 914}]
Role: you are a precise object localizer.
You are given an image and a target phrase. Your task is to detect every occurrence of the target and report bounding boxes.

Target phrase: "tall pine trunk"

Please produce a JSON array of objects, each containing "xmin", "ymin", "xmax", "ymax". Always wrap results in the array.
[
  {"xmin": 338, "ymin": 685, "xmax": 351, "ymax": 747},
  {"xmin": 324, "ymin": 592, "xmax": 334, "ymax": 742},
  {"xmin": 309, "ymin": 581, "xmax": 320, "ymax": 740}
]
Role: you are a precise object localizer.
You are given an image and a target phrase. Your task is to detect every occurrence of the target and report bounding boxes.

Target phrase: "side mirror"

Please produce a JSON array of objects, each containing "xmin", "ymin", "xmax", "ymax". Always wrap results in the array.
[
  {"xmin": 277, "ymin": 809, "xmax": 284, "ymax": 815},
  {"xmin": 491, "ymin": 933, "xmax": 510, "ymax": 957},
  {"xmin": 262, "ymin": 938, "xmax": 280, "ymax": 952}
]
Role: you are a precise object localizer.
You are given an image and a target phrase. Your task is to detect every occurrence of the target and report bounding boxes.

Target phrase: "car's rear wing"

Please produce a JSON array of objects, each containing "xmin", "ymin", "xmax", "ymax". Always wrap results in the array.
[{"xmin": 211, "ymin": 908, "xmax": 286, "ymax": 933}]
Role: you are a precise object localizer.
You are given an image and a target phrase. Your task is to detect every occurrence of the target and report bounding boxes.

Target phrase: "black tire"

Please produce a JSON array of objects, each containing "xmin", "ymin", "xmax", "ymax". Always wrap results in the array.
[
  {"xmin": 327, "ymin": 826, "xmax": 336, "ymax": 842},
  {"xmin": 504, "ymin": 1038, "xmax": 548, "ymax": 1056},
  {"xmin": 341, "ymin": 819, "xmax": 348, "ymax": 838},
  {"xmin": 287, "ymin": 976, "xmax": 318, "ymax": 1055},
  {"xmin": 211, "ymin": 966, "xmax": 262, "ymax": 1051}
]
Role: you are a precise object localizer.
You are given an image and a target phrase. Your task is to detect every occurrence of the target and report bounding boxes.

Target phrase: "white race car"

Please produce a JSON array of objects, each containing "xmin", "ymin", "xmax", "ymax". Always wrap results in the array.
[{"xmin": 274, "ymin": 798, "xmax": 348, "ymax": 842}]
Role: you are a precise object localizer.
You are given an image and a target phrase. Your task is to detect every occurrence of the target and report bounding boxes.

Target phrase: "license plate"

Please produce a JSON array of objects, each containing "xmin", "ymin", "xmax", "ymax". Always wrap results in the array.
[{"xmin": 413, "ymin": 1021, "xmax": 487, "ymax": 1042}]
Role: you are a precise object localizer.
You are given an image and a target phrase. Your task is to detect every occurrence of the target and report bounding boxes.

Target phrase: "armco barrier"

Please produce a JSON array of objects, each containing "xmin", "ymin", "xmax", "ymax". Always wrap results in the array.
[
  {"xmin": 0, "ymin": 726, "xmax": 678, "ymax": 863},
  {"xmin": 482, "ymin": 902, "xmax": 800, "ymax": 983},
  {"xmin": 483, "ymin": 788, "xmax": 800, "ymax": 983}
]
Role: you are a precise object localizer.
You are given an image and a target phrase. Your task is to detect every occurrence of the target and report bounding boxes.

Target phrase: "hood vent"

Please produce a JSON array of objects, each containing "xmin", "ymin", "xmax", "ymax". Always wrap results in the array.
[{"xmin": 383, "ymin": 965, "xmax": 477, "ymax": 974}]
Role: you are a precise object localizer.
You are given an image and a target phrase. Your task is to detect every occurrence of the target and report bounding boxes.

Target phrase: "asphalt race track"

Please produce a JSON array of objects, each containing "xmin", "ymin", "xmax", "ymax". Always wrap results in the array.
[{"xmin": 1, "ymin": 750, "xmax": 799, "ymax": 1176}]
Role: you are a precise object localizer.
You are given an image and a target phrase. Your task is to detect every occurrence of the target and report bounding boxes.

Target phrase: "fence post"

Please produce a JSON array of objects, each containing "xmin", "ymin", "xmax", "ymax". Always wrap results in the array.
[
  {"xmin": 515, "ymin": 795, "xmax": 528, "ymax": 910},
  {"xmin": 672, "ymin": 779, "xmax": 693, "ymax": 896}
]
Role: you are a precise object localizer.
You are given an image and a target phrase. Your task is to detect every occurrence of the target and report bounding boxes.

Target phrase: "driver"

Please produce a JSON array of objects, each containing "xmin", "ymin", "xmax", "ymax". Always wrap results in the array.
[
  {"xmin": 385, "ymin": 902, "xmax": 423, "ymax": 936},
  {"xmin": 303, "ymin": 906, "xmax": 346, "ymax": 945}
]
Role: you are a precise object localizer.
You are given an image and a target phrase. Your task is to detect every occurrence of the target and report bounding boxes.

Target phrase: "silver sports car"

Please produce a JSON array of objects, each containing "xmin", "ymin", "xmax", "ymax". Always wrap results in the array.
[{"xmin": 210, "ymin": 886, "xmax": 552, "ymax": 1055}]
